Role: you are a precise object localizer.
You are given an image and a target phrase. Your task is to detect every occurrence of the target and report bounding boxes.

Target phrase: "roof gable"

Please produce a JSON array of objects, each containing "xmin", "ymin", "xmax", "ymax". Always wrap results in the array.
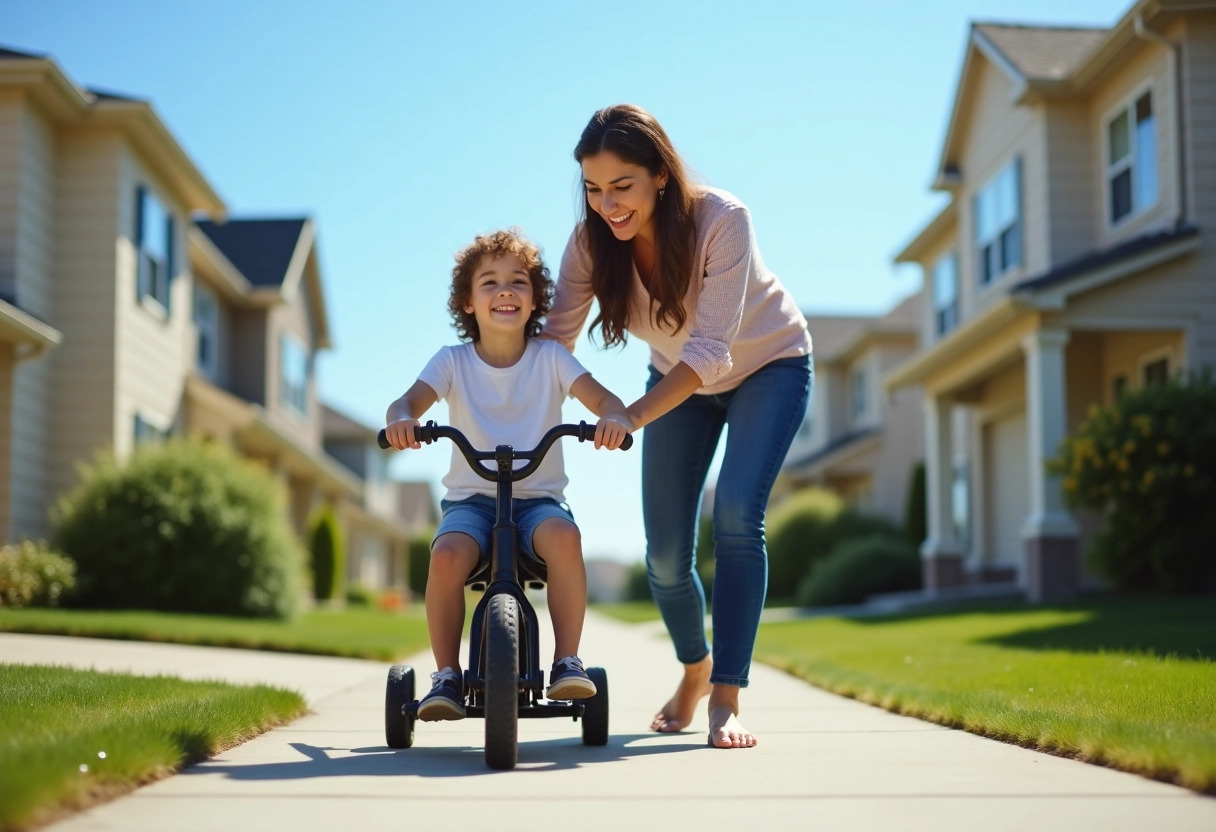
[
  {"xmin": 974, "ymin": 23, "xmax": 1106, "ymax": 82},
  {"xmin": 196, "ymin": 219, "xmax": 308, "ymax": 288}
]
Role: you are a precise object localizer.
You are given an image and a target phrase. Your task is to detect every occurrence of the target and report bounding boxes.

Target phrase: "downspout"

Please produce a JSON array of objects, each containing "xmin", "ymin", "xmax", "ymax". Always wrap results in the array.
[{"xmin": 1134, "ymin": 13, "xmax": 1188, "ymax": 228}]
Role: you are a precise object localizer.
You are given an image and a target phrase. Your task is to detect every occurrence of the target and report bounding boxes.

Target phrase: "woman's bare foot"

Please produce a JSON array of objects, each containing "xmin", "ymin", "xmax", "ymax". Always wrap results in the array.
[
  {"xmin": 650, "ymin": 656, "xmax": 712, "ymax": 732},
  {"xmin": 707, "ymin": 686, "xmax": 757, "ymax": 748},
  {"xmin": 708, "ymin": 706, "xmax": 757, "ymax": 748}
]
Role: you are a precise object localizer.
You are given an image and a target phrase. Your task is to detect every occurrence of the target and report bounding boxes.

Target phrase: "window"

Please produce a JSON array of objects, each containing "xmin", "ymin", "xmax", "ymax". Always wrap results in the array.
[
  {"xmin": 193, "ymin": 284, "xmax": 218, "ymax": 378},
  {"xmin": 280, "ymin": 332, "xmax": 309, "ymax": 416},
  {"xmin": 1107, "ymin": 91, "xmax": 1157, "ymax": 225},
  {"xmin": 851, "ymin": 367, "xmax": 867, "ymax": 424},
  {"xmin": 932, "ymin": 252, "xmax": 959, "ymax": 335},
  {"xmin": 136, "ymin": 186, "xmax": 174, "ymax": 309},
  {"xmin": 133, "ymin": 414, "xmax": 166, "ymax": 445},
  {"xmin": 1142, "ymin": 357, "xmax": 1169, "ymax": 388},
  {"xmin": 951, "ymin": 458, "xmax": 970, "ymax": 549},
  {"xmin": 974, "ymin": 159, "xmax": 1022, "ymax": 284}
]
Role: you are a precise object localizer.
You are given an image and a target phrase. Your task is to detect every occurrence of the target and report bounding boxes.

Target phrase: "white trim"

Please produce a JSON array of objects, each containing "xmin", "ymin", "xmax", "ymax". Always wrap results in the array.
[
  {"xmin": 1102, "ymin": 81, "xmax": 1159, "ymax": 231},
  {"xmin": 970, "ymin": 29, "xmax": 1029, "ymax": 103},
  {"xmin": 1136, "ymin": 344, "xmax": 1174, "ymax": 386}
]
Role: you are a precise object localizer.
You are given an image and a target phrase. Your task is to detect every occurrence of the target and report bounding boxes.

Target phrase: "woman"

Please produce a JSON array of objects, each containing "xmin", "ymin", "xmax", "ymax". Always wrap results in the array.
[{"xmin": 542, "ymin": 104, "xmax": 813, "ymax": 749}]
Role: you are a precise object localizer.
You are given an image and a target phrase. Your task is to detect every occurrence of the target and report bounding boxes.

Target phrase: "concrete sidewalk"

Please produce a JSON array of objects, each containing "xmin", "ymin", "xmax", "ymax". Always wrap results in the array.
[{"xmin": 4, "ymin": 612, "xmax": 1215, "ymax": 832}]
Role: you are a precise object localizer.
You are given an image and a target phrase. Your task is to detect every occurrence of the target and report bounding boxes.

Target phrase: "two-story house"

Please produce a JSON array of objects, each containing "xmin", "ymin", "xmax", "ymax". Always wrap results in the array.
[
  {"xmin": 0, "ymin": 46, "xmax": 423, "ymax": 595},
  {"xmin": 779, "ymin": 294, "xmax": 923, "ymax": 526},
  {"xmin": 887, "ymin": 0, "xmax": 1216, "ymax": 602}
]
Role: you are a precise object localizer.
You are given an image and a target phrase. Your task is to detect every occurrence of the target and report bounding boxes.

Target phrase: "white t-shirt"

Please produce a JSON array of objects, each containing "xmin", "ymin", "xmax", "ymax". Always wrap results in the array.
[{"xmin": 417, "ymin": 338, "xmax": 590, "ymax": 502}]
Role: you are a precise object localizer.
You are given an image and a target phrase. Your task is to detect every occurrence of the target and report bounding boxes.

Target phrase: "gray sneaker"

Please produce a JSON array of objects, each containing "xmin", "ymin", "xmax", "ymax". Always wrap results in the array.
[
  {"xmin": 418, "ymin": 667, "xmax": 465, "ymax": 720},
  {"xmin": 546, "ymin": 656, "xmax": 597, "ymax": 700}
]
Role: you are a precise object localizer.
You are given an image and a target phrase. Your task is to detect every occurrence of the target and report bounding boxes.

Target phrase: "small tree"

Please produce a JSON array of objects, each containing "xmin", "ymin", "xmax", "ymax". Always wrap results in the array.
[
  {"xmin": 406, "ymin": 527, "xmax": 434, "ymax": 599},
  {"xmin": 1049, "ymin": 371, "xmax": 1216, "ymax": 593},
  {"xmin": 308, "ymin": 506, "xmax": 344, "ymax": 601},
  {"xmin": 902, "ymin": 461, "xmax": 927, "ymax": 548}
]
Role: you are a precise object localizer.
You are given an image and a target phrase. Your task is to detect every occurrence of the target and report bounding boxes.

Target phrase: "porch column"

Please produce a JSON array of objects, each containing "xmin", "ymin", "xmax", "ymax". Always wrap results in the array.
[
  {"xmin": 920, "ymin": 393, "xmax": 964, "ymax": 590},
  {"xmin": 1021, "ymin": 329, "xmax": 1080, "ymax": 602}
]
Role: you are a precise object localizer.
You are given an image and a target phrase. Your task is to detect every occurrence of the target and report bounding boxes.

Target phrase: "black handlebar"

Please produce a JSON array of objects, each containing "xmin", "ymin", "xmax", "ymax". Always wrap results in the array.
[{"xmin": 376, "ymin": 421, "xmax": 632, "ymax": 483}]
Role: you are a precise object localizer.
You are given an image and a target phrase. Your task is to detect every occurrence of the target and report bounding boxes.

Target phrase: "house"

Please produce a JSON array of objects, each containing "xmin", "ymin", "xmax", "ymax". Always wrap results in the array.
[
  {"xmin": 886, "ymin": 0, "xmax": 1216, "ymax": 602},
  {"xmin": 323, "ymin": 403, "xmax": 437, "ymax": 591},
  {"xmin": 778, "ymin": 294, "xmax": 924, "ymax": 526},
  {"xmin": 0, "ymin": 45, "xmax": 422, "ymax": 593}
]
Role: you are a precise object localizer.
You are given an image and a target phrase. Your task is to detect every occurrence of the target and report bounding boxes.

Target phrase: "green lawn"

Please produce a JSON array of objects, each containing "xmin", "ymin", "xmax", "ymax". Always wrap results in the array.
[
  {"xmin": 0, "ymin": 605, "xmax": 432, "ymax": 661},
  {"xmin": 752, "ymin": 596, "xmax": 1216, "ymax": 792},
  {"xmin": 0, "ymin": 664, "xmax": 305, "ymax": 832}
]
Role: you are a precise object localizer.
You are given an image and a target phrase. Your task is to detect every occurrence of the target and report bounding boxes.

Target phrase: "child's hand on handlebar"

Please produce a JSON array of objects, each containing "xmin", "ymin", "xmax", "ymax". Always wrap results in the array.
[
  {"xmin": 593, "ymin": 414, "xmax": 633, "ymax": 450},
  {"xmin": 385, "ymin": 419, "xmax": 423, "ymax": 450}
]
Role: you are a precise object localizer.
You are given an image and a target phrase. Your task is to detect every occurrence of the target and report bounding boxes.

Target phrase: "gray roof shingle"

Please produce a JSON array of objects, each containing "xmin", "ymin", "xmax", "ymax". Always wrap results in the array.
[{"xmin": 196, "ymin": 218, "xmax": 308, "ymax": 288}]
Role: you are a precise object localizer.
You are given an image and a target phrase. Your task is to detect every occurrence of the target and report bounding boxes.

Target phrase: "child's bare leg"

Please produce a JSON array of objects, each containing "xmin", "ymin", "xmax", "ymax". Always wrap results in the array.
[
  {"xmin": 707, "ymin": 683, "xmax": 757, "ymax": 748},
  {"xmin": 532, "ymin": 517, "xmax": 585, "ymax": 659},
  {"xmin": 650, "ymin": 656, "xmax": 712, "ymax": 732},
  {"xmin": 425, "ymin": 532, "xmax": 480, "ymax": 672}
]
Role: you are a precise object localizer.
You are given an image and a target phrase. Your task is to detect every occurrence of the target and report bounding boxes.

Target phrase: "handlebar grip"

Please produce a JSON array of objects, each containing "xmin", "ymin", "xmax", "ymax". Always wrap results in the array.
[
  {"xmin": 577, "ymin": 421, "xmax": 634, "ymax": 450},
  {"xmin": 377, "ymin": 423, "xmax": 437, "ymax": 450}
]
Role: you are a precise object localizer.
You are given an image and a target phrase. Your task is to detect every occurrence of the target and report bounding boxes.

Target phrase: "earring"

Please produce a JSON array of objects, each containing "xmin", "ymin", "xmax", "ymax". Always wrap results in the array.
[{"xmin": 659, "ymin": 187, "xmax": 666, "ymax": 201}]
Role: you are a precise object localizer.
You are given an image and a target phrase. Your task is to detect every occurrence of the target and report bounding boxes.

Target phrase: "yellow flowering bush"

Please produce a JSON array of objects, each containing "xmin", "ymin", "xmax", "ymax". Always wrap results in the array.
[{"xmin": 1050, "ymin": 370, "xmax": 1215, "ymax": 593}]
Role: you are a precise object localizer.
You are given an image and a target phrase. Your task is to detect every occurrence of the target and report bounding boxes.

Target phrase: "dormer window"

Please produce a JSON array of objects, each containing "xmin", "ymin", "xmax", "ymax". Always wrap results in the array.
[
  {"xmin": 1107, "ymin": 90, "xmax": 1157, "ymax": 226},
  {"xmin": 974, "ymin": 159, "xmax": 1022, "ymax": 284}
]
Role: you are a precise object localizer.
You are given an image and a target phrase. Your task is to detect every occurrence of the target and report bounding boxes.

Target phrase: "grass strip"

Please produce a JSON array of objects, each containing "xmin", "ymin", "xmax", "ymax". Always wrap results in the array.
[
  {"xmin": 0, "ymin": 607, "xmax": 431, "ymax": 662},
  {"xmin": 0, "ymin": 664, "xmax": 305, "ymax": 832},
  {"xmin": 753, "ymin": 596, "xmax": 1216, "ymax": 792}
]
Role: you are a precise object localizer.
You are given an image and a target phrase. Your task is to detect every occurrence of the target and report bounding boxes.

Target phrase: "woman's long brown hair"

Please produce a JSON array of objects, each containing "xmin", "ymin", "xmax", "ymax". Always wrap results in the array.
[{"xmin": 574, "ymin": 104, "xmax": 696, "ymax": 348}]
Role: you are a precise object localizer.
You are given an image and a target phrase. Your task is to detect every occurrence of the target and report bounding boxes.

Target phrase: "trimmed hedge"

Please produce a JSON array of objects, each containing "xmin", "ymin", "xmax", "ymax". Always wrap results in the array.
[
  {"xmin": 0, "ymin": 540, "xmax": 76, "ymax": 608},
  {"xmin": 796, "ymin": 534, "xmax": 921, "ymax": 607},
  {"xmin": 406, "ymin": 527, "xmax": 434, "ymax": 598},
  {"xmin": 51, "ymin": 439, "xmax": 303, "ymax": 619},
  {"xmin": 765, "ymin": 488, "xmax": 844, "ymax": 602}
]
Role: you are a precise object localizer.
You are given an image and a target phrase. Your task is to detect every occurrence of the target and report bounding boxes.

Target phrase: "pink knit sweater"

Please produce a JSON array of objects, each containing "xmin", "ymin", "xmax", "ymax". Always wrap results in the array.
[{"xmin": 544, "ymin": 187, "xmax": 812, "ymax": 395}]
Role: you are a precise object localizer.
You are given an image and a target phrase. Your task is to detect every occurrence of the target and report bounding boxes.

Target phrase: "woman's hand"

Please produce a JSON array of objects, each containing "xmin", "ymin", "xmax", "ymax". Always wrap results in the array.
[{"xmin": 384, "ymin": 418, "xmax": 423, "ymax": 450}]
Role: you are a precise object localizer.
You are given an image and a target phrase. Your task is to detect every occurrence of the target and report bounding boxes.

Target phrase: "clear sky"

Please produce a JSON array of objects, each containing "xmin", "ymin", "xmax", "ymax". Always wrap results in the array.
[{"xmin": 2, "ymin": 0, "xmax": 1132, "ymax": 563}]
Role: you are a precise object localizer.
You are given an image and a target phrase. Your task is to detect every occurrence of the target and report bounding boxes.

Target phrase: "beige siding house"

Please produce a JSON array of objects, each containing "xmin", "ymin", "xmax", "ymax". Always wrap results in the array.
[
  {"xmin": 887, "ymin": 0, "xmax": 1216, "ymax": 602},
  {"xmin": 779, "ymin": 294, "xmax": 924, "ymax": 526},
  {"xmin": 0, "ymin": 46, "xmax": 425, "ymax": 595}
]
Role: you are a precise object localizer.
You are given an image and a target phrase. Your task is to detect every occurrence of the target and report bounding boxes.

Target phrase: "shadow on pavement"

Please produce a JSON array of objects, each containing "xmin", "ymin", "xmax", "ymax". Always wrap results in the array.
[{"xmin": 189, "ymin": 734, "xmax": 705, "ymax": 781}]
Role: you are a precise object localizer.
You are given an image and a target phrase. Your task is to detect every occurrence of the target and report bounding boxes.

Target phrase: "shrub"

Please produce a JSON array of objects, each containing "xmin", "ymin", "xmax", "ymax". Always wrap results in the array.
[
  {"xmin": 308, "ymin": 506, "xmax": 344, "ymax": 601},
  {"xmin": 51, "ymin": 439, "xmax": 303, "ymax": 618},
  {"xmin": 624, "ymin": 560, "xmax": 651, "ymax": 602},
  {"xmin": 0, "ymin": 540, "xmax": 76, "ymax": 608},
  {"xmin": 694, "ymin": 515, "xmax": 715, "ymax": 605},
  {"xmin": 1049, "ymin": 371, "xmax": 1216, "ymax": 594},
  {"xmin": 796, "ymin": 534, "xmax": 921, "ymax": 607},
  {"xmin": 765, "ymin": 487, "xmax": 844, "ymax": 602},
  {"xmin": 406, "ymin": 528, "xmax": 434, "ymax": 598},
  {"xmin": 903, "ymin": 461, "xmax": 927, "ymax": 547},
  {"xmin": 345, "ymin": 584, "xmax": 375, "ymax": 607}
]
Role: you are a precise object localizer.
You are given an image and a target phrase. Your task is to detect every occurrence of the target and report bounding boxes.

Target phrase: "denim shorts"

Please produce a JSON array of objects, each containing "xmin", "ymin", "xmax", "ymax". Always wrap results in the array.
[{"xmin": 434, "ymin": 494, "xmax": 576, "ymax": 563}]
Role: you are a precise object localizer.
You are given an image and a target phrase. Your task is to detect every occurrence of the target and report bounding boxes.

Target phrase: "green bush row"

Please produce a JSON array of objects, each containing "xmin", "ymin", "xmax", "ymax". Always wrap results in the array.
[{"xmin": 0, "ymin": 540, "xmax": 76, "ymax": 608}]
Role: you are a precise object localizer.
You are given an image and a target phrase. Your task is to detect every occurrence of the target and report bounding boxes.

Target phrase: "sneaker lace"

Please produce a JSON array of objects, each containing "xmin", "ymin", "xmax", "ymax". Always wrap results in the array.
[
  {"xmin": 554, "ymin": 656, "xmax": 585, "ymax": 674},
  {"xmin": 430, "ymin": 668, "xmax": 459, "ymax": 687}
]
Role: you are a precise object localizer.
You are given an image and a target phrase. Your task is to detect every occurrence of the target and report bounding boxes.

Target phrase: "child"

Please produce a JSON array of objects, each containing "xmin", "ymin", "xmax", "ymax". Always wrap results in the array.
[{"xmin": 384, "ymin": 228, "xmax": 632, "ymax": 721}]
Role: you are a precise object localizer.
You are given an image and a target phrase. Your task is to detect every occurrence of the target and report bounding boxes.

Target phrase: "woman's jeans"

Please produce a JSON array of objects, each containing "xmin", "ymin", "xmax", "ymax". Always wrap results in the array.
[{"xmin": 643, "ymin": 354, "xmax": 813, "ymax": 688}]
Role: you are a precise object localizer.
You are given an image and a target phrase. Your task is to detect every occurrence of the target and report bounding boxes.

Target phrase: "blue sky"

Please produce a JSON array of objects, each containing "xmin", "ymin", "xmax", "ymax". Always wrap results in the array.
[{"xmin": 3, "ymin": 0, "xmax": 1131, "ymax": 563}]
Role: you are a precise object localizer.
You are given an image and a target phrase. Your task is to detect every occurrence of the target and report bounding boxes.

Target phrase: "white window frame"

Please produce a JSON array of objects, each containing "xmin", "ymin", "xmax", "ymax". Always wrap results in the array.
[
  {"xmin": 193, "ymin": 283, "xmax": 219, "ymax": 379},
  {"xmin": 280, "ymin": 331, "xmax": 310, "ymax": 418},
  {"xmin": 1136, "ymin": 345, "xmax": 1173, "ymax": 389},
  {"xmin": 973, "ymin": 158, "xmax": 1022, "ymax": 286},
  {"xmin": 931, "ymin": 251, "xmax": 959, "ymax": 335},
  {"xmin": 136, "ymin": 186, "xmax": 174, "ymax": 312},
  {"xmin": 851, "ymin": 366, "xmax": 868, "ymax": 426},
  {"xmin": 1103, "ymin": 84, "xmax": 1158, "ymax": 230}
]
